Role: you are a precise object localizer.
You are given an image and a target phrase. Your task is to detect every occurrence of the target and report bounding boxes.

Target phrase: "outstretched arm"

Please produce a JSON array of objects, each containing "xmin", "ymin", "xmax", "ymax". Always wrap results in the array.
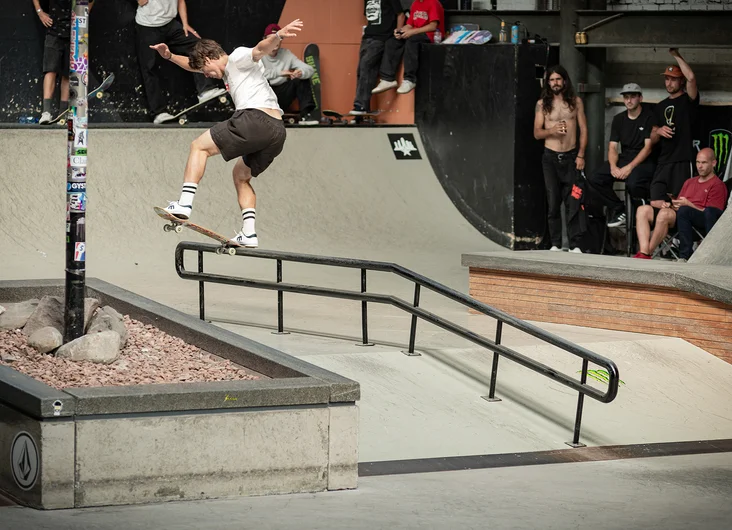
[
  {"xmin": 149, "ymin": 43, "xmax": 200, "ymax": 73},
  {"xmin": 670, "ymin": 48, "xmax": 697, "ymax": 101},
  {"xmin": 252, "ymin": 19, "xmax": 303, "ymax": 62}
]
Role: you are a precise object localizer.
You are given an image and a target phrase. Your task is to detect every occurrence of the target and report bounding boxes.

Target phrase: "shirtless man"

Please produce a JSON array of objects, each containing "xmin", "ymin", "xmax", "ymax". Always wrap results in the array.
[
  {"xmin": 151, "ymin": 19, "xmax": 303, "ymax": 248},
  {"xmin": 534, "ymin": 65, "xmax": 588, "ymax": 253}
]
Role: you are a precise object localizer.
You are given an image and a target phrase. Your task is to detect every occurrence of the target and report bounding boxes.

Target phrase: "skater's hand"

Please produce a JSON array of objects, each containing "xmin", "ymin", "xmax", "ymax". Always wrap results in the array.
[
  {"xmin": 616, "ymin": 165, "xmax": 632, "ymax": 180},
  {"xmin": 183, "ymin": 24, "xmax": 200, "ymax": 38},
  {"xmin": 138, "ymin": 0, "xmax": 149, "ymax": 6},
  {"xmin": 278, "ymin": 19, "xmax": 304, "ymax": 39},
  {"xmin": 38, "ymin": 10, "xmax": 53, "ymax": 27},
  {"xmin": 657, "ymin": 125, "xmax": 675, "ymax": 139},
  {"xmin": 292, "ymin": 69, "xmax": 303, "ymax": 79},
  {"xmin": 610, "ymin": 164, "xmax": 622, "ymax": 179},
  {"xmin": 149, "ymin": 43, "xmax": 173, "ymax": 60},
  {"xmin": 669, "ymin": 48, "xmax": 680, "ymax": 58},
  {"xmin": 575, "ymin": 155, "xmax": 585, "ymax": 171},
  {"xmin": 550, "ymin": 122, "xmax": 566, "ymax": 136},
  {"xmin": 672, "ymin": 197, "xmax": 691, "ymax": 209}
]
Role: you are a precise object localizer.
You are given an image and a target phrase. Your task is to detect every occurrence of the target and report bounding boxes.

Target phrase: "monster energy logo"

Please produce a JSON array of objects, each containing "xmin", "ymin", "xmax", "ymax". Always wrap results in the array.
[
  {"xmin": 578, "ymin": 369, "xmax": 626, "ymax": 386},
  {"xmin": 711, "ymin": 130, "xmax": 730, "ymax": 171}
]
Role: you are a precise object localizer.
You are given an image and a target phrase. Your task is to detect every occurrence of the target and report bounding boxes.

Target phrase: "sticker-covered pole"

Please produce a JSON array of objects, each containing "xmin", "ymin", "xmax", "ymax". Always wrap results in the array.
[{"xmin": 64, "ymin": 0, "xmax": 90, "ymax": 343}]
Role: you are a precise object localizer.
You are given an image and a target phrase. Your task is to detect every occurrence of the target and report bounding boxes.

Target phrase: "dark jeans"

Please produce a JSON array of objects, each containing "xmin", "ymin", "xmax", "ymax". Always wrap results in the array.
[
  {"xmin": 542, "ymin": 147, "xmax": 580, "ymax": 247},
  {"xmin": 676, "ymin": 206, "xmax": 723, "ymax": 259},
  {"xmin": 589, "ymin": 159, "xmax": 654, "ymax": 214},
  {"xmin": 381, "ymin": 34, "xmax": 430, "ymax": 83},
  {"xmin": 136, "ymin": 19, "xmax": 217, "ymax": 116},
  {"xmin": 272, "ymin": 79, "xmax": 315, "ymax": 118},
  {"xmin": 354, "ymin": 36, "xmax": 405, "ymax": 110}
]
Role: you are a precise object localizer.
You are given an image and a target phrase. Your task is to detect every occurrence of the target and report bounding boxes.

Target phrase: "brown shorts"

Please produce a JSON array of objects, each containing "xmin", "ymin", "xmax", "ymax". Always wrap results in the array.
[{"xmin": 210, "ymin": 109, "xmax": 287, "ymax": 177}]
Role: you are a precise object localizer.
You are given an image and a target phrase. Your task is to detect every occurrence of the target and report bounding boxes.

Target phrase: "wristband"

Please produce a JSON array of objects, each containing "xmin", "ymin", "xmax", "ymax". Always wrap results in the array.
[
  {"xmin": 275, "ymin": 32, "xmax": 283, "ymax": 41},
  {"xmin": 576, "ymin": 155, "xmax": 584, "ymax": 159},
  {"xmin": 37, "ymin": 8, "xmax": 42, "ymax": 12}
]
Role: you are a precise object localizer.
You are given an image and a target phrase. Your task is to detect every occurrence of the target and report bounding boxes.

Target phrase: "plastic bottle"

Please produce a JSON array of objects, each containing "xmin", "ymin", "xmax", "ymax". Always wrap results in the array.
[
  {"xmin": 499, "ymin": 21, "xmax": 507, "ymax": 43},
  {"xmin": 433, "ymin": 28, "xmax": 442, "ymax": 44},
  {"xmin": 511, "ymin": 22, "xmax": 520, "ymax": 44}
]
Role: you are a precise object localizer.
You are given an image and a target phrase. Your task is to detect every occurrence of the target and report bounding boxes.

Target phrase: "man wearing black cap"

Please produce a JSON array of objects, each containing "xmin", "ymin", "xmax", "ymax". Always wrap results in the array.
[
  {"xmin": 634, "ymin": 48, "xmax": 699, "ymax": 259},
  {"xmin": 588, "ymin": 82, "xmax": 656, "ymax": 228}
]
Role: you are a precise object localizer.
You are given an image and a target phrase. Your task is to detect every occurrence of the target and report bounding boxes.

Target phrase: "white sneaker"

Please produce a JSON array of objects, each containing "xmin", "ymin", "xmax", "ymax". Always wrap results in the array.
[
  {"xmin": 198, "ymin": 88, "xmax": 226, "ymax": 103},
  {"xmin": 298, "ymin": 117, "xmax": 319, "ymax": 126},
  {"xmin": 231, "ymin": 231, "xmax": 258, "ymax": 248},
  {"xmin": 550, "ymin": 246, "xmax": 562, "ymax": 252},
  {"xmin": 164, "ymin": 201, "xmax": 192, "ymax": 220},
  {"xmin": 154, "ymin": 112, "xmax": 175, "ymax": 124},
  {"xmin": 570, "ymin": 247, "xmax": 583, "ymax": 254},
  {"xmin": 39, "ymin": 112, "xmax": 52, "ymax": 124},
  {"xmin": 371, "ymin": 79, "xmax": 398, "ymax": 94},
  {"xmin": 397, "ymin": 80, "xmax": 416, "ymax": 94}
]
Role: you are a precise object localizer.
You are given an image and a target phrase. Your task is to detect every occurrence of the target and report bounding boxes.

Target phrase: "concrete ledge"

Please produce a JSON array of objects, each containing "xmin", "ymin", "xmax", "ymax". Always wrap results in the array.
[
  {"xmin": 461, "ymin": 250, "xmax": 732, "ymax": 306},
  {"xmin": 0, "ymin": 279, "xmax": 360, "ymax": 509}
]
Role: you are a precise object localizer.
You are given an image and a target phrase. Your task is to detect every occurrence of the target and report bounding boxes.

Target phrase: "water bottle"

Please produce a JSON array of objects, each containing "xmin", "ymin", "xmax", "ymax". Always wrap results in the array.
[
  {"xmin": 511, "ymin": 22, "xmax": 520, "ymax": 44},
  {"xmin": 433, "ymin": 28, "xmax": 442, "ymax": 44},
  {"xmin": 499, "ymin": 21, "xmax": 508, "ymax": 43}
]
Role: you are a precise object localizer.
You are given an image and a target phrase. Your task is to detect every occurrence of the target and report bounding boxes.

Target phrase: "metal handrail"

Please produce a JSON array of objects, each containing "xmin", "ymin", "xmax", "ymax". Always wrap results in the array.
[{"xmin": 175, "ymin": 241, "xmax": 620, "ymax": 446}]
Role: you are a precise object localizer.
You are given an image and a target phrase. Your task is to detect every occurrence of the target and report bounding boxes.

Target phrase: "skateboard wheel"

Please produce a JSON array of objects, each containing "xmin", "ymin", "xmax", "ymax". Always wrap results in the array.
[
  {"xmin": 163, "ymin": 224, "xmax": 172, "ymax": 232},
  {"xmin": 96, "ymin": 91, "xmax": 104, "ymax": 99},
  {"xmin": 215, "ymin": 248, "xmax": 223, "ymax": 255},
  {"xmin": 58, "ymin": 119, "xmax": 66, "ymax": 126},
  {"xmin": 218, "ymin": 96, "xmax": 227, "ymax": 104},
  {"xmin": 178, "ymin": 117, "xmax": 187, "ymax": 125},
  {"xmin": 227, "ymin": 247, "xmax": 237, "ymax": 256},
  {"xmin": 174, "ymin": 225, "xmax": 183, "ymax": 234}
]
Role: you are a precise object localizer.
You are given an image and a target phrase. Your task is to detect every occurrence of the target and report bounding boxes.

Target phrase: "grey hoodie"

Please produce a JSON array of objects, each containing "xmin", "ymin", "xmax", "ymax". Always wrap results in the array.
[{"xmin": 261, "ymin": 49, "xmax": 315, "ymax": 87}]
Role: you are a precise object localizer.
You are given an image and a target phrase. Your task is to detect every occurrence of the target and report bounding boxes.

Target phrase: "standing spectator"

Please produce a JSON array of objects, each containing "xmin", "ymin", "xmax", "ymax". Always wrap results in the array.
[
  {"xmin": 384, "ymin": 0, "xmax": 444, "ymax": 95},
  {"xmin": 135, "ymin": 0, "xmax": 224, "ymax": 124},
  {"xmin": 34, "ymin": 0, "xmax": 95, "ymax": 123},
  {"xmin": 533, "ymin": 65, "xmax": 588, "ymax": 253},
  {"xmin": 588, "ymin": 83, "xmax": 656, "ymax": 228},
  {"xmin": 673, "ymin": 148, "xmax": 727, "ymax": 261},
  {"xmin": 350, "ymin": 0, "xmax": 406, "ymax": 115},
  {"xmin": 261, "ymin": 24, "xmax": 317, "ymax": 125}
]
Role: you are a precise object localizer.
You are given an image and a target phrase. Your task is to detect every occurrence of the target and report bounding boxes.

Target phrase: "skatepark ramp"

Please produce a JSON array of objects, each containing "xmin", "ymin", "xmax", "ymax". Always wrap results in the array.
[{"xmin": 175, "ymin": 241, "xmax": 620, "ymax": 447}]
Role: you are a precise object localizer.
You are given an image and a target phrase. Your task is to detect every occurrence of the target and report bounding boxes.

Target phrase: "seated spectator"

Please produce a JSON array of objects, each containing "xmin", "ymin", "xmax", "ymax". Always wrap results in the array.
[
  {"xmin": 673, "ymin": 148, "xmax": 727, "ymax": 261},
  {"xmin": 376, "ymin": 0, "xmax": 444, "ymax": 96},
  {"xmin": 261, "ymin": 24, "xmax": 317, "ymax": 125},
  {"xmin": 351, "ymin": 0, "xmax": 406, "ymax": 115},
  {"xmin": 634, "ymin": 148, "xmax": 726, "ymax": 259},
  {"xmin": 588, "ymin": 83, "xmax": 655, "ymax": 228}
]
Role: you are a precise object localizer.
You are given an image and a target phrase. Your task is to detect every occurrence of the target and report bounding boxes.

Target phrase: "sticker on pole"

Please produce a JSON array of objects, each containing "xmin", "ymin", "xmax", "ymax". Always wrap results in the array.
[
  {"xmin": 70, "ymin": 167, "xmax": 86, "ymax": 182},
  {"xmin": 69, "ymin": 192, "xmax": 87, "ymax": 212},
  {"xmin": 71, "ymin": 155, "xmax": 87, "ymax": 168},
  {"xmin": 67, "ymin": 182, "xmax": 86, "ymax": 192},
  {"xmin": 74, "ymin": 130, "xmax": 87, "ymax": 148},
  {"xmin": 74, "ymin": 242, "xmax": 86, "ymax": 262},
  {"xmin": 10, "ymin": 432, "xmax": 39, "ymax": 491}
]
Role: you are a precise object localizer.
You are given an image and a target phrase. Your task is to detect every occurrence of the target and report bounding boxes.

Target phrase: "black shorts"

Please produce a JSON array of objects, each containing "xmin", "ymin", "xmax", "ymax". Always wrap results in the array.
[
  {"xmin": 650, "ymin": 161, "xmax": 692, "ymax": 202},
  {"xmin": 210, "ymin": 109, "xmax": 287, "ymax": 177},
  {"xmin": 43, "ymin": 34, "xmax": 70, "ymax": 75}
]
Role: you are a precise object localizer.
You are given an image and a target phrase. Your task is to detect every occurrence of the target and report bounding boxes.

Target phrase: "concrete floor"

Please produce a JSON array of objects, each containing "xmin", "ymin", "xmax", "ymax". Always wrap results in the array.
[{"xmin": 2, "ymin": 128, "xmax": 731, "ymax": 526}]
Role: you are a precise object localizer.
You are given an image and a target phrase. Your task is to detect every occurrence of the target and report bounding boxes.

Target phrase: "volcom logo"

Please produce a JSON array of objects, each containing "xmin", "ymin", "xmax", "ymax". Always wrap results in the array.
[
  {"xmin": 710, "ymin": 129, "xmax": 730, "ymax": 177},
  {"xmin": 388, "ymin": 133, "xmax": 422, "ymax": 160},
  {"xmin": 393, "ymin": 137, "xmax": 417, "ymax": 157}
]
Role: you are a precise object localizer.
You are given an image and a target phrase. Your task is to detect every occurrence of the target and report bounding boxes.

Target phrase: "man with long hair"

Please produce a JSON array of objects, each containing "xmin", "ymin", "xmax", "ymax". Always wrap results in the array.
[
  {"xmin": 150, "ymin": 19, "xmax": 304, "ymax": 248},
  {"xmin": 534, "ymin": 65, "xmax": 588, "ymax": 253}
]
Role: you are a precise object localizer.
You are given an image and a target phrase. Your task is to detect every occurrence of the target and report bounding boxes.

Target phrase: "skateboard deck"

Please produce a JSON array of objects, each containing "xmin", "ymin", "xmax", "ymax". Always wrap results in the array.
[
  {"xmin": 303, "ymin": 43, "xmax": 322, "ymax": 122},
  {"xmin": 162, "ymin": 89, "xmax": 230, "ymax": 125},
  {"xmin": 282, "ymin": 112, "xmax": 299, "ymax": 125},
  {"xmin": 154, "ymin": 206, "xmax": 242, "ymax": 255},
  {"xmin": 48, "ymin": 73, "xmax": 115, "ymax": 125},
  {"xmin": 323, "ymin": 109, "xmax": 380, "ymax": 125}
]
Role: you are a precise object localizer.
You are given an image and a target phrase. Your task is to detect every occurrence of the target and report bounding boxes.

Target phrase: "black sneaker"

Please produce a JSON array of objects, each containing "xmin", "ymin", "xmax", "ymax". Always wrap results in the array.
[{"xmin": 607, "ymin": 211, "xmax": 626, "ymax": 228}]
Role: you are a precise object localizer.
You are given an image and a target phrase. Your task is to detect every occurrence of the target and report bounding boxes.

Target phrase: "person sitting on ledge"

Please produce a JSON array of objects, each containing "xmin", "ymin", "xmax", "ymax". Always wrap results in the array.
[{"xmin": 634, "ymin": 148, "xmax": 727, "ymax": 260}]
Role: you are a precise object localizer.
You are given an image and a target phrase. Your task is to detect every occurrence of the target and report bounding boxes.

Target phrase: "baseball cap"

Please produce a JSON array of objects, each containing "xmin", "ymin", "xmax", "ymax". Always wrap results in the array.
[
  {"xmin": 661, "ymin": 65, "xmax": 684, "ymax": 78},
  {"xmin": 264, "ymin": 23, "xmax": 281, "ymax": 36},
  {"xmin": 620, "ymin": 83, "xmax": 642, "ymax": 95}
]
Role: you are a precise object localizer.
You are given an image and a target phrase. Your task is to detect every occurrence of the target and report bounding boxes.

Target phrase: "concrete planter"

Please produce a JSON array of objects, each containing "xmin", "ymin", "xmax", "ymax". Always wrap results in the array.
[{"xmin": 0, "ymin": 279, "xmax": 359, "ymax": 509}]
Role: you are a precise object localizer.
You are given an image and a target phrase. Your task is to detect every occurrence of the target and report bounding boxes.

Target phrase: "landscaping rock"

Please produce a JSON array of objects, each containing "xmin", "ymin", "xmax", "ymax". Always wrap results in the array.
[
  {"xmin": 87, "ymin": 306, "xmax": 129, "ymax": 345},
  {"xmin": 55, "ymin": 330, "xmax": 121, "ymax": 364},
  {"xmin": 28, "ymin": 326, "xmax": 64, "ymax": 354},
  {"xmin": 0, "ymin": 299, "xmax": 40, "ymax": 331},
  {"xmin": 0, "ymin": 305, "xmax": 5, "ymax": 315},
  {"xmin": 23, "ymin": 296, "xmax": 101, "ymax": 336}
]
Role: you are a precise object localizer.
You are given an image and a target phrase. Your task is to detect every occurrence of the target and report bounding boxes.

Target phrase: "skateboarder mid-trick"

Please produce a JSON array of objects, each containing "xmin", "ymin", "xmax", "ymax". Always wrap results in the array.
[{"xmin": 150, "ymin": 19, "xmax": 304, "ymax": 248}]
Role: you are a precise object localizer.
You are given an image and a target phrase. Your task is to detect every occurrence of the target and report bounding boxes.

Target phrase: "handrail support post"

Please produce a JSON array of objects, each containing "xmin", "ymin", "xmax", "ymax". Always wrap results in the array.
[
  {"xmin": 272, "ymin": 259, "xmax": 290, "ymax": 335},
  {"xmin": 355, "ymin": 268, "xmax": 375, "ymax": 346},
  {"xmin": 402, "ymin": 284, "xmax": 422, "ymax": 356},
  {"xmin": 482, "ymin": 320, "xmax": 503, "ymax": 403},
  {"xmin": 566, "ymin": 358, "xmax": 589, "ymax": 448}
]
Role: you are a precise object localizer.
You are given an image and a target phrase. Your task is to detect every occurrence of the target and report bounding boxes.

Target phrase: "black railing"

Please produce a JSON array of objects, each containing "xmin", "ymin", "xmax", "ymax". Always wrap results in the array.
[{"xmin": 175, "ymin": 241, "xmax": 620, "ymax": 447}]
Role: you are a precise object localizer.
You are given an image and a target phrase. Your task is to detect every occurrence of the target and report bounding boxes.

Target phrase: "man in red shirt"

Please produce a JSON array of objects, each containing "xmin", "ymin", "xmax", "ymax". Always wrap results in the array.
[
  {"xmin": 634, "ymin": 148, "xmax": 727, "ymax": 259},
  {"xmin": 388, "ymin": 0, "xmax": 444, "ymax": 95}
]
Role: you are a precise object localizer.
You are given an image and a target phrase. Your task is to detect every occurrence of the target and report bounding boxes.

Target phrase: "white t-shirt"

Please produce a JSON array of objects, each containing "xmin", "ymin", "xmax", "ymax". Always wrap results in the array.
[
  {"xmin": 135, "ymin": 0, "xmax": 178, "ymax": 28},
  {"xmin": 224, "ymin": 47, "xmax": 282, "ymax": 114}
]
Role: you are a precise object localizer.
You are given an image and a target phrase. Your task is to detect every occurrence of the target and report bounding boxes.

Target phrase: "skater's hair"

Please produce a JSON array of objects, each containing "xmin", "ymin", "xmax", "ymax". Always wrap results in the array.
[
  {"xmin": 188, "ymin": 39, "xmax": 226, "ymax": 70},
  {"xmin": 541, "ymin": 65, "xmax": 576, "ymax": 115}
]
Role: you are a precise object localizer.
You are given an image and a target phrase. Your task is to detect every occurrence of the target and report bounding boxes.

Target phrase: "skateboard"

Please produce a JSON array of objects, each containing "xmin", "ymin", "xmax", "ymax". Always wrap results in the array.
[
  {"xmin": 162, "ymin": 89, "xmax": 230, "ymax": 126},
  {"xmin": 282, "ymin": 112, "xmax": 299, "ymax": 125},
  {"xmin": 303, "ymin": 43, "xmax": 322, "ymax": 122},
  {"xmin": 323, "ymin": 109, "xmax": 380, "ymax": 125},
  {"xmin": 153, "ymin": 206, "xmax": 242, "ymax": 255},
  {"xmin": 48, "ymin": 72, "xmax": 115, "ymax": 125}
]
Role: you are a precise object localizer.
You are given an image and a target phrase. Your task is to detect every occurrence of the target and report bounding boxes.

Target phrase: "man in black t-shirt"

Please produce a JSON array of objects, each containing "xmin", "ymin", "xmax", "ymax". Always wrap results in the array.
[
  {"xmin": 589, "ymin": 83, "xmax": 656, "ymax": 228},
  {"xmin": 634, "ymin": 48, "xmax": 699, "ymax": 259},
  {"xmin": 350, "ymin": 0, "xmax": 406, "ymax": 115}
]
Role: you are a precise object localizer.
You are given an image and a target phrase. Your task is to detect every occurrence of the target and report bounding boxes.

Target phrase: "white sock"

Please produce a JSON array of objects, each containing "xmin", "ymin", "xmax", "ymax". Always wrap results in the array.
[
  {"xmin": 242, "ymin": 208, "xmax": 256, "ymax": 235},
  {"xmin": 179, "ymin": 183, "xmax": 198, "ymax": 207}
]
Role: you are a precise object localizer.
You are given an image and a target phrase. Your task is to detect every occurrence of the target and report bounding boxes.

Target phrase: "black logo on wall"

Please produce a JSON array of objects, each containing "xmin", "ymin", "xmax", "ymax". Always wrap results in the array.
[
  {"xmin": 710, "ymin": 129, "xmax": 731, "ymax": 180},
  {"xmin": 388, "ymin": 133, "xmax": 422, "ymax": 160}
]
